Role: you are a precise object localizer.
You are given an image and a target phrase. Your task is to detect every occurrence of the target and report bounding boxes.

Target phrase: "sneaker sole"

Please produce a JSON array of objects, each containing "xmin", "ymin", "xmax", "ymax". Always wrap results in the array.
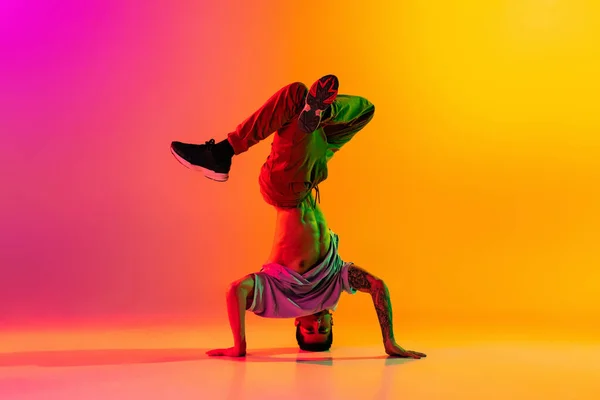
[
  {"xmin": 298, "ymin": 74, "xmax": 339, "ymax": 133},
  {"xmin": 170, "ymin": 146, "xmax": 229, "ymax": 182}
]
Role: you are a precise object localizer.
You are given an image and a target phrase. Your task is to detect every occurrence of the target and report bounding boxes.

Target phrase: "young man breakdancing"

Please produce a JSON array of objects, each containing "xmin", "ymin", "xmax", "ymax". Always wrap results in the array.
[{"xmin": 171, "ymin": 75, "xmax": 426, "ymax": 359}]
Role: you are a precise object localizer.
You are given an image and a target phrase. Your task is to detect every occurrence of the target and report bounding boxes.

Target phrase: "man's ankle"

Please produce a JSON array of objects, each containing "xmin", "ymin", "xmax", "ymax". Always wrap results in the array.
[
  {"xmin": 321, "ymin": 106, "xmax": 332, "ymax": 122},
  {"xmin": 213, "ymin": 138, "xmax": 235, "ymax": 160}
]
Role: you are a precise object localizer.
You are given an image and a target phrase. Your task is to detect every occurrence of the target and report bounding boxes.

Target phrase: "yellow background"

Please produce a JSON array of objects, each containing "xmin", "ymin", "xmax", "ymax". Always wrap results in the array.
[{"xmin": 210, "ymin": 1, "xmax": 600, "ymax": 336}]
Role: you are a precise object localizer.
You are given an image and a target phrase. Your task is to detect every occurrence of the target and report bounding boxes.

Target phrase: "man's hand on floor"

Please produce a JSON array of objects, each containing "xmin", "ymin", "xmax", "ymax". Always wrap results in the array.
[
  {"xmin": 206, "ymin": 345, "xmax": 246, "ymax": 357},
  {"xmin": 384, "ymin": 340, "xmax": 427, "ymax": 359}
]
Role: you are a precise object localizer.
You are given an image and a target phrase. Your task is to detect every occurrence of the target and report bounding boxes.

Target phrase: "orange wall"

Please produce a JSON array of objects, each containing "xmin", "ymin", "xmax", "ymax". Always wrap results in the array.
[{"xmin": 1, "ymin": 1, "xmax": 598, "ymax": 332}]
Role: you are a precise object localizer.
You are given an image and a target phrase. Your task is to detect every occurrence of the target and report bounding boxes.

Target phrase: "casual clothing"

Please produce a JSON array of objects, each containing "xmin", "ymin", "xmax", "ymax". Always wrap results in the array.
[
  {"xmin": 249, "ymin": 230, "xmax": 357, "ymax": 318},
  {"xmin": 227, "ymin": 80, "xmax": 374, "ymax": 317},
  {"xmin": 227, "ymin": 82, "xmax": 375, "ymax": 208}
]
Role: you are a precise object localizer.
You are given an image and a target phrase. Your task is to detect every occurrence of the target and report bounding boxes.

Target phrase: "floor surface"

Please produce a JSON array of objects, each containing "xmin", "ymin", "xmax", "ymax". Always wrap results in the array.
[{"xmin": 0, "ymin": 325, "xmax": 598, "ymax": 399}]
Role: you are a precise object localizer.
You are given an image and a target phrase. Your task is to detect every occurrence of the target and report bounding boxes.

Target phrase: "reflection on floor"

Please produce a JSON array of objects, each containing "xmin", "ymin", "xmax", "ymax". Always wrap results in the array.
[{"xmin": 0, "ymin": 324, "xmax": 598, "ymax": 399}]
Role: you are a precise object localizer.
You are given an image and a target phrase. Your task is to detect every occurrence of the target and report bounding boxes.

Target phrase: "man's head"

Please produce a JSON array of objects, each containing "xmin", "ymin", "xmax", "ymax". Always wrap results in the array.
[{"xmin": 294, "ymin": 310, "xmax": 333, "ymax": 352}]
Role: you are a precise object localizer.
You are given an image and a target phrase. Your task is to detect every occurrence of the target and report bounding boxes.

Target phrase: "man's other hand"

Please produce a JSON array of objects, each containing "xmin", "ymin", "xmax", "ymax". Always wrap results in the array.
[
  {"xmin": 206, "ymin": 346, "xmax": 246, "ymax": 357},
  {"xmin": 384, "ymin": 341, "xmax": 427, "ymax": 359}
]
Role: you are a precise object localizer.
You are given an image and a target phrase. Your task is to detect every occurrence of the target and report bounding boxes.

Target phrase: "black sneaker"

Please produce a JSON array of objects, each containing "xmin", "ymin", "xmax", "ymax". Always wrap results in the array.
[
  {"xmin": 170, "ymin": 139, "xmax": 231, "ymax": 182},
  {"xmin": 298, "ymin": 74, "xmax": 339, "ymax": 133}
]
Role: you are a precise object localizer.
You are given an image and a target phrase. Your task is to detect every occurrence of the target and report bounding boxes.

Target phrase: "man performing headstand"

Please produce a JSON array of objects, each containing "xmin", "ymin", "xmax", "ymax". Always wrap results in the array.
[{"xmin": 171, "ymin": 75, "xmax": 425, "ymax": 359}]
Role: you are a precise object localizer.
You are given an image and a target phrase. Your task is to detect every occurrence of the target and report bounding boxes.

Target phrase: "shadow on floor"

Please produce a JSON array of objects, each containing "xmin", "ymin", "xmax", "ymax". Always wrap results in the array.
[{"xmin": 0, "ymin": 347, "xmax": 415, "ymax": 367}]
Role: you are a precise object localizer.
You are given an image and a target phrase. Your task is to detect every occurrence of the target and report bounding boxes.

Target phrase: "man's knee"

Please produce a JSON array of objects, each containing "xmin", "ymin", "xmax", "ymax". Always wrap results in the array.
[
  {"xmin": 287, "ymin": 82, "xmax": 308, "ymax": 106},
  {"xmin": 282, "ymin": 82, "xmax": 308, "ymax": 103},
  {"xmin": 358, "ymin": 99, "xmax": 375, "ymax": 124},
  {"xmin": 362, "ymin": 97, "xmax": 375, "ymax": 115}
]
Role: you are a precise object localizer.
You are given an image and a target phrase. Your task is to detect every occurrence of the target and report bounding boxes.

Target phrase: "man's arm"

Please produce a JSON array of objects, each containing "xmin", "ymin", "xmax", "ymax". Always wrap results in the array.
[
  {"xmin": 206, "ymin": 274, "xmax": 255, "ymax": 357},
  {"xmin": 347, "ymin": 265, "xmax": 426, "ymax": 359}
]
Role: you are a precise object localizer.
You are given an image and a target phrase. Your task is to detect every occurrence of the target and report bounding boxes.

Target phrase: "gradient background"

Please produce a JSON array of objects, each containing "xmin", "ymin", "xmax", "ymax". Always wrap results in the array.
[{"xmin": 1, "ymin": 0, "xmax": 599, "ymax": 344}]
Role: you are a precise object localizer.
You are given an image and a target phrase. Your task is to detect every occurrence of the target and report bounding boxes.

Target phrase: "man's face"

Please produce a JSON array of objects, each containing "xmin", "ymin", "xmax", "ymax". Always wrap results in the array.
[{"xmin": 295, "ymin": 310, "xmax": 333, "ymax": 344}]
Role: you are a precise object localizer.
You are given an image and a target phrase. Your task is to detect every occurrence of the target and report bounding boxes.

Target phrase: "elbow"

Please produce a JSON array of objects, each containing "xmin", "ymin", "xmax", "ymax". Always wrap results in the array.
[
  {"xmin": 370, "ymin": 278, "xmax": 386, "ymax": 293},
  {"xmin": 226, "ymin": 275, "xmax": 255, "ymax": 298},
  {"xmin": 227, "ymin": 281, "xmax": 249, "ymax": 297},
  {"xmin": 226, "ymin": 281, "xmax": 241, "ymax": 296}
]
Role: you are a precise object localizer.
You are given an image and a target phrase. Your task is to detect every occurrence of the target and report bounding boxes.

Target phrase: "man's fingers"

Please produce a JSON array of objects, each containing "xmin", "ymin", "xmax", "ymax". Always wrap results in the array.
[
  {"xmin": 409, "ymin": 350, "xmax": 427, "ymax": 358},
  {"xmin": 206, "ymin": 349, "xmax": 224, "ymax": 356},
  {"xmin": 397, "ymin": 351, "xmax": 420, "ymax": 359}
]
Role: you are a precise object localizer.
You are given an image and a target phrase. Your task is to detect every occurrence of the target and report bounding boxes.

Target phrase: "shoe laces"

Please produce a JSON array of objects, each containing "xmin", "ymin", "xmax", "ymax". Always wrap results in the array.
[{"xmin": 204, "ymin": 138, "xmax": 216, "ymax": 148}]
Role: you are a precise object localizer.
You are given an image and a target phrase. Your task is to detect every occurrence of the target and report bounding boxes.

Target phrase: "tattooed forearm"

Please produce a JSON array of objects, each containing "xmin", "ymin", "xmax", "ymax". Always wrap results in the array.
[
  {"xmin": 347, "ymin": 266, "xmax": 395, "ymax": 343},
  {"xmin": 372, "ymin": 281, "xmax": 394, "ymax": 343}
]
